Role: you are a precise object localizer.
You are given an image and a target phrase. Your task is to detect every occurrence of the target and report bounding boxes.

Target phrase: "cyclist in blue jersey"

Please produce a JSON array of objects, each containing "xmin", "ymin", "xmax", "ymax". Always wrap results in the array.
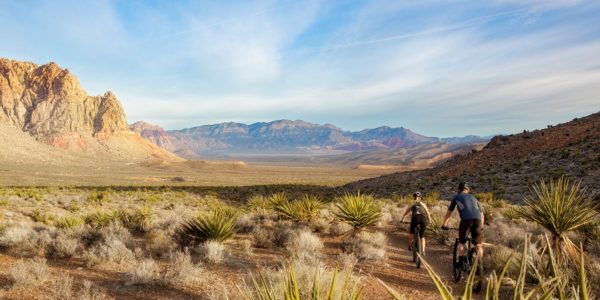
[{"xmin": 442, "ymin": 182, "xmax": 485, "ymax": 266}]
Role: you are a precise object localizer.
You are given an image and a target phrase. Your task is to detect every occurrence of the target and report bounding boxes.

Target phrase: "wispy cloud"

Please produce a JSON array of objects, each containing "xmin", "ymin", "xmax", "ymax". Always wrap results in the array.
[{"xmin": 1, "ymin": 0, "xmax": 599, "ymax": 136}]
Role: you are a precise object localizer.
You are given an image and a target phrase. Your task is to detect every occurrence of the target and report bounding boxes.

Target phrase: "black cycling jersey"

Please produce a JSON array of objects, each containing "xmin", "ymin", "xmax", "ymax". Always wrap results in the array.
[{"xmin": 411, "ymin": 202, "xmax": 425, "ymax": 216}]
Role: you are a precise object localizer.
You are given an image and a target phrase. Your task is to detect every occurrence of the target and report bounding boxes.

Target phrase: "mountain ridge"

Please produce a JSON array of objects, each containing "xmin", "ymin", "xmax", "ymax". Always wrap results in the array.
[
  {"xmin": 130, "ymin": 119, "xmax": 489, "ymax": 158},
  {"xmin": 343, "ymin": 111, "xmax": 600, "ymax": 201}
]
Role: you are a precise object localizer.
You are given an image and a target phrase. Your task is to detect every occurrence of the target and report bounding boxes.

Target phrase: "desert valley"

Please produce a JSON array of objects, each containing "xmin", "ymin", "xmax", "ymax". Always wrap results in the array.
[{"xmin": 1, "ymin": 1, "xmax": 600, "ymax": 299}]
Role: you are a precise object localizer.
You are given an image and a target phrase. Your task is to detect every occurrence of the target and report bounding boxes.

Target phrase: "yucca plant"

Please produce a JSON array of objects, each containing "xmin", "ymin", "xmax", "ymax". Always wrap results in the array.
[
  {"xmin": 334, "ymin": 193, "xmax": 381, "ymax": 233},
  {"xmin": 54, "ymin": 216, "xmax": 84, "ymax": 229},
  {"xmin": 116, "ymin": 206, "xmax": 154, "ymax": 234},
  {"xmin": 177, "ymin": 209, "xmax": 236, "ymax": 246},
  {"xmin": 269, "ymin": 192, "xmax": 289, "ymax": 209},
  {"xmin": 250, "ymin": 266, "xmax": 363, "ymax": 300},
  {"xmin": 274, "ymin": 195, "xmax": 324, "ymax": 223},
  {"xmin": 519, "ymin": 177, "xmax": 599, "ymax": 258},
  {"xmin": 247, "ymin": 195, "xmax": 272, "ymax": 213}
]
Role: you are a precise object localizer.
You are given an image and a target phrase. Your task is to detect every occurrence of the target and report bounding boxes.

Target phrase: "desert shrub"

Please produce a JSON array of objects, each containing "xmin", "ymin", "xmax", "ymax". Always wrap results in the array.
[
  {"xmin": 50, "ymin": 275, "xmax": 74, "ymax": 300},
  {"xmin": 310, "ymin": 217, "xmax": 330, "ymax": 233},
  {"xmin": 251, "ymin": 225, "xmax": 275, "ymax": 249},
  {"xmin": 0, "ymin": 223, "xmax": 32, "ymax": 250},
  {"xmin": 83, "ymin": 211, "xmax": 119, "ymax": 228},
  {"xmin": 164, "ymin": 250, "xmax": 204, "ymax": 286},
  {"xmin": 79, "ymin": 280, "xmax": 112, "ymax": 300},
  {"xmin": 268, "ymin": 192, "xmax": 288, "ymax": 209},
  {"xmin": 334, "ymin": 193, "xmax": 381, "ymax": 232},
  {"xmin": 246, "ymin": 195, "xmax": 271, "ymax": 213},
  {"xmin": 145, "ymin": 229, "xmax": 176, "ymax": 258},
  {"xmin": 78, "ymin": 222, "xmax": 132, "ymax": 248},
  {"xmin": 520, "ymin": 177, "xmax": 600, "ymax": 258},
  {"xmin": 196, "ymin": 240, "xmax": 226, "ymax": 264},
  {"xmin": 127, "ymin": 258, "xmax": 160, "ymax": 286},
  {"xmin": 9, "ymin": 257, "xmax": 50, "ymax": 288},
  {"xmin": 83, "ymin": 238, "xmax": 134, "ymax": 266},
  {"xmin": 47, "ymin": 230, "xmax": 80, "ymax": 258},
  {"xmin": 338, "ymin": 252, "xmax": 358, "ymax": 271},
  {"xmin": 287, "ymin": 230, "xmax": 323, "ymax": 262},
  {"xmin": 502, "ymin": 206, "xmax": 521, "ymax": 221},
  {"xmin": 485, "ymin": 244, "xmax": 519, "ymax": 276},
  {"xmin": 235, "ymin": 213, "xmax": 257, "ymax": 233},
  {"xmin": 0, "ymin": 198, "xmax": 9, "ymax": 206},
  {"xmin": 423, "ymin": 191, "xmax": 441, "ymax": 206},
  {"xmin": 272, "ymin": 222, "xmax": 296, "ymax": 248},
  {"xmin": 66, "ymin": 201, "xmax": 81, "ymax": 213},
  {"xmin": 343, "ymin": 231, "xmax": 386, "ymax": 263},
  {"xmin": 87, "ymin": 190, "xmax": 111, "ymax": 205},
  {"xmin": 177, "ymin": 210, "xmax": 236, "ymax": 247},
  {"xmin": 115, "ymin": 206, "xmax": 154, "ymax": 234},
  {"xmin": 272, "ymin": 195, "xmax": 324, "ymax": 223},
  {"xmin": 54, "ymin": 216, "xmax": 84, "ymax": 229},
  {"xmin": 329, "ymin": 222, "xmax": 352, "ymax": 236},
  {"xmin": 247, "ymin": 260, "xmax": 362, "ymax": 299},
  {"xmin": 240, "ymin": 239, "xmax": 253, "ymax": 255},
  {"xmin": 30, "ymin": 208, "xmax": 53, "ymax": 224}
]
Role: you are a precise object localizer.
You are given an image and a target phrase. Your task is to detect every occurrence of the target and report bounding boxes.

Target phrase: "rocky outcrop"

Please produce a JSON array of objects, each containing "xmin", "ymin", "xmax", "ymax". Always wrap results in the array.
[{"xmin": 0, "ymin": 58, "xmax": 181, "ymax": 161}]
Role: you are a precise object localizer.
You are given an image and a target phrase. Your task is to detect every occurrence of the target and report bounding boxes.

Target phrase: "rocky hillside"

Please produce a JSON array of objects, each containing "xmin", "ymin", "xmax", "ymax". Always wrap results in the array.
[
  {"xmin": 344, "ymin": 112, "xmax": 600, "ymax": 201},
  {"xmin": 131, "ymin": 120, "xmax": 488, "ymax": 159},
  {"xmin": 0, "ymin": 58, "xmax": 180, "ymax": 161}
]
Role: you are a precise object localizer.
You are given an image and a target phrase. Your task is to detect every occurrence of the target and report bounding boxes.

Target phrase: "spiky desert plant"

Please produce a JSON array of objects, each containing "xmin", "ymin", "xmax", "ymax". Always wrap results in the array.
[
  {"xmin": 520, "ymin": 177, "xmax": 599, "ymax": 258},
  {"xmin": 177, "ymin": 209, "xmax": 236, "ymax": 246},
  {"xmin": 274, "ymin": 195, "xmax": 325, "ymax": 223},
  {"xmin": 247, "ymin": 195, "xmax": 271, "ymax": 213},
  {"xmin": 269, "ymin": 192, "xmax": 289, "ymax": 209},
  {"xmin": 251, "ymin": 266, "xmax": 363, "ymax": 300},
  {"xmin": 116, "ymin": 206, "xmax": 154, "ymax": 234},
  {"xmin": 296, "ymin": 194, "xmax": 324, "ymax": 222},
  {"xmin": 334, "ymin": 193, "xmax": 381, "ymax": 233}
]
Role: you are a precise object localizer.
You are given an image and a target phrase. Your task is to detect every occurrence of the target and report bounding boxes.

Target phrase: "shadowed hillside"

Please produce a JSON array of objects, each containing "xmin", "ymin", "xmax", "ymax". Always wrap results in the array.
[{"xmin": 344, "ymin": 111, "xmax": 600, "ymax": 201}]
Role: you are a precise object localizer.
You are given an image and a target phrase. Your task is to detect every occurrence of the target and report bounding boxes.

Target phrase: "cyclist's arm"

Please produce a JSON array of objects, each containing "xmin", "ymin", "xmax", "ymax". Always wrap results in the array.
[
  {"xmin": 400, "ymin": 205, "xmax": 411, "ymax": 222},
  {"xmin": 477, "ymin": 201, "xmax": 485, "ymax": 225},
  {"xmin": 422, "ymin": 203, "xmax": 432, "ymax": 222},
  {"xmin": 442, "ymin": 198, "xmax": 457, "ymax": 227}
]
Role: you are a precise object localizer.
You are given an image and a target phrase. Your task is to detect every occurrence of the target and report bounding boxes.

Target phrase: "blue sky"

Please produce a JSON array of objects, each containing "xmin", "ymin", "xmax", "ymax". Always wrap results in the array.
[{"xmin": 1, "ymin": 0, "xmax": 599, "ymax": 137}]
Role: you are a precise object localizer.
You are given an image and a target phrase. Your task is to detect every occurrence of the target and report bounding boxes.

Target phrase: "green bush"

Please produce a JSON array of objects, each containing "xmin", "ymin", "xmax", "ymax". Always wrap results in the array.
[
  {"xmin": 116, "ymin": 206, "xmax": 154, "ymax": 234},
  {"xmin": 87, "ymin": 190, "xmax": 111, "ymax": 205},
  {"xmin": 54, "ymin": 216, "xmax": 84, "ymax": 229},
  {"xmin": 334, "ymin": 193, "xmax": 381, "ymax": 232},
  {"xmin": 520, "ymin": 177, "xmax": 599, "ymax": 258},
  {"xmin": 83, "ymin": 211, "xmax": 119, "ymax": 228},
  {"xmin": 177, "ymin": 210, "xmax": 236, "ymax": 246}
]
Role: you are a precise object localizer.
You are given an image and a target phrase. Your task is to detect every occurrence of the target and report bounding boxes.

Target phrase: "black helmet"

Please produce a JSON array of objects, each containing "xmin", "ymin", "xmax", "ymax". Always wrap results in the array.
[
  {"xmin": 413, "ymin": 191, "xmax": 422, "ymax": 198},
  {"xmin": 458, "ymin": 182, "xmax": 470, "ymax": 191}
]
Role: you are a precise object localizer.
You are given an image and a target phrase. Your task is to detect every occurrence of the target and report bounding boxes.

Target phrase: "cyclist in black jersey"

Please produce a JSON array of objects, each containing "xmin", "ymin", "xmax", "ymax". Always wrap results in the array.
[{"xmin": 400, "ymin": 192, "xmax": 432, "ymax": 254}]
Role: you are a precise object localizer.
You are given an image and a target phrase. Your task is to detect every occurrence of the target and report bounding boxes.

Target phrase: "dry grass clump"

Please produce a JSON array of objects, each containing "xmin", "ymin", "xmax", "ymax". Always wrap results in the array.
[
  {"xmin": 251, "ymin": 225, "xmax": 275, "ymax": 249},
  {"xmin": 82, "ymin": 238, "xmax": 134, "ymax": 267},
  {"xmin": 9, "ymin": 257, "xmax": 50, "ymax": 288},
  {"xmin": 235, "ymin": 213, "xmax": 257, "ymax": 233},
  {"xmin": 329, "ymin": 221, "xmax": 352, "ymax": 236},
  {"xmin": 50, "ymin": 275, "xmax": 74, "ymax": 300},
  {"xmin": 251, "ymin": 222, "xmax": 296, "ymax": 249},
  {"xmin": 144, "ymin": 228, "xmax": 176, "ymax": 259},
  {"xmin": 310, "ymin": 217, "xmax": 330, "ymax": 233},
  {"xmin": 163, "ymin": 250, "xmax": 204, "ymax": 286},
  {"xmin": 79, "ymin": 280, "xmax": 113, "ymax": 300},
  {"xmin": 47, "ymin": 229, "xmax": 80, "ymax": 258},
  {"xmin": 287, "ymin": 230, "xmax": 323, "ymax": 262},
  {"xmin": 126, "ymin": 258, "xmax": 160, "ymax": 286},
  {"xmin": 343, "ymin": 231, "xmax": 387, "ymax": 263},
  {"xmin": 338, "ymin": 252, "xmax": 358, "ymax": 271},
  {"xmin": 248, "ymin": 259, "xmax": 362, "ymax": 299},
  {"xmin": 196, "ymin": 240, "xmax": 227, "ymax": 264}
]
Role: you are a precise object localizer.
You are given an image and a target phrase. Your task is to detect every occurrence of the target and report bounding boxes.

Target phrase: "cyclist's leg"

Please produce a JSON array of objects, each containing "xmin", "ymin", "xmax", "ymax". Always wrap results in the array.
[
  {"xmin": 408, "ymin": 217, "xmax": 416, "ymax": 250},
  {"xmin": 471, "ymin": 219, "xmax": 484, "ymax": 258},
  {"xmin": 418, "ymin": 215, "xmax": 427, "ymax": 254},
  {"xmin": 457, "ymin": 220, "xmax": 470, "ymax": 257}
]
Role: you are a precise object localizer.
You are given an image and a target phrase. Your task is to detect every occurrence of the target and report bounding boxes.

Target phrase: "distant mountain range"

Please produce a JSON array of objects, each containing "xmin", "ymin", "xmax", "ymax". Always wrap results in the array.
[
  {"xmin": 345, "ymin": 111, "xmax": 600, "ymax": 201},
  {"xmin": 130, "ymin": 120, "xmax": 490, "ymax": 159}
]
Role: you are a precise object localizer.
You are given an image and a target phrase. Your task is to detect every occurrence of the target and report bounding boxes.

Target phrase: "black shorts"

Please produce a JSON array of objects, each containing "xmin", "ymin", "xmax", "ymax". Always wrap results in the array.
[
  {"xmin": 409, "ymin": 214, "xmax": 428, "ymax": 237},
  {"xmin": 458, "ymin": 219, "xmax": 482, "ymax": 245}
]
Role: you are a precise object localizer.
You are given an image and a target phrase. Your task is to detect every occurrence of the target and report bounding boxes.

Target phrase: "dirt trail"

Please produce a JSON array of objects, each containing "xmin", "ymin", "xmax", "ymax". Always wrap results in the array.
[{"xmin": 361, "ymin": 225, "xmax": 485, "ymax": 299}]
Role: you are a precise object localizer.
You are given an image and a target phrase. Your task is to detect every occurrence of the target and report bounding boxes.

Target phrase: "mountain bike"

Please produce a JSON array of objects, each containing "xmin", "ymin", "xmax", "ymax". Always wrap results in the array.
[
  {"xmin": 443, "ymin": 227, "xmax": 483, "ymax": 293},
  {"xmin": 403, "ymin": 221, "xmax": 423, "ymax": 268}
]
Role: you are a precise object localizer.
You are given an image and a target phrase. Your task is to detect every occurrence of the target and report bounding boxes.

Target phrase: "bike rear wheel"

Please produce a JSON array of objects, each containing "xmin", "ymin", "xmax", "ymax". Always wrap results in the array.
[
  {"xmin": 452, "ymin": 239, "xmax": 461, "ymax": 282},
  {"xmin": 415, "ymin": 232, "xmax": 421, "ymax": 268}
]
